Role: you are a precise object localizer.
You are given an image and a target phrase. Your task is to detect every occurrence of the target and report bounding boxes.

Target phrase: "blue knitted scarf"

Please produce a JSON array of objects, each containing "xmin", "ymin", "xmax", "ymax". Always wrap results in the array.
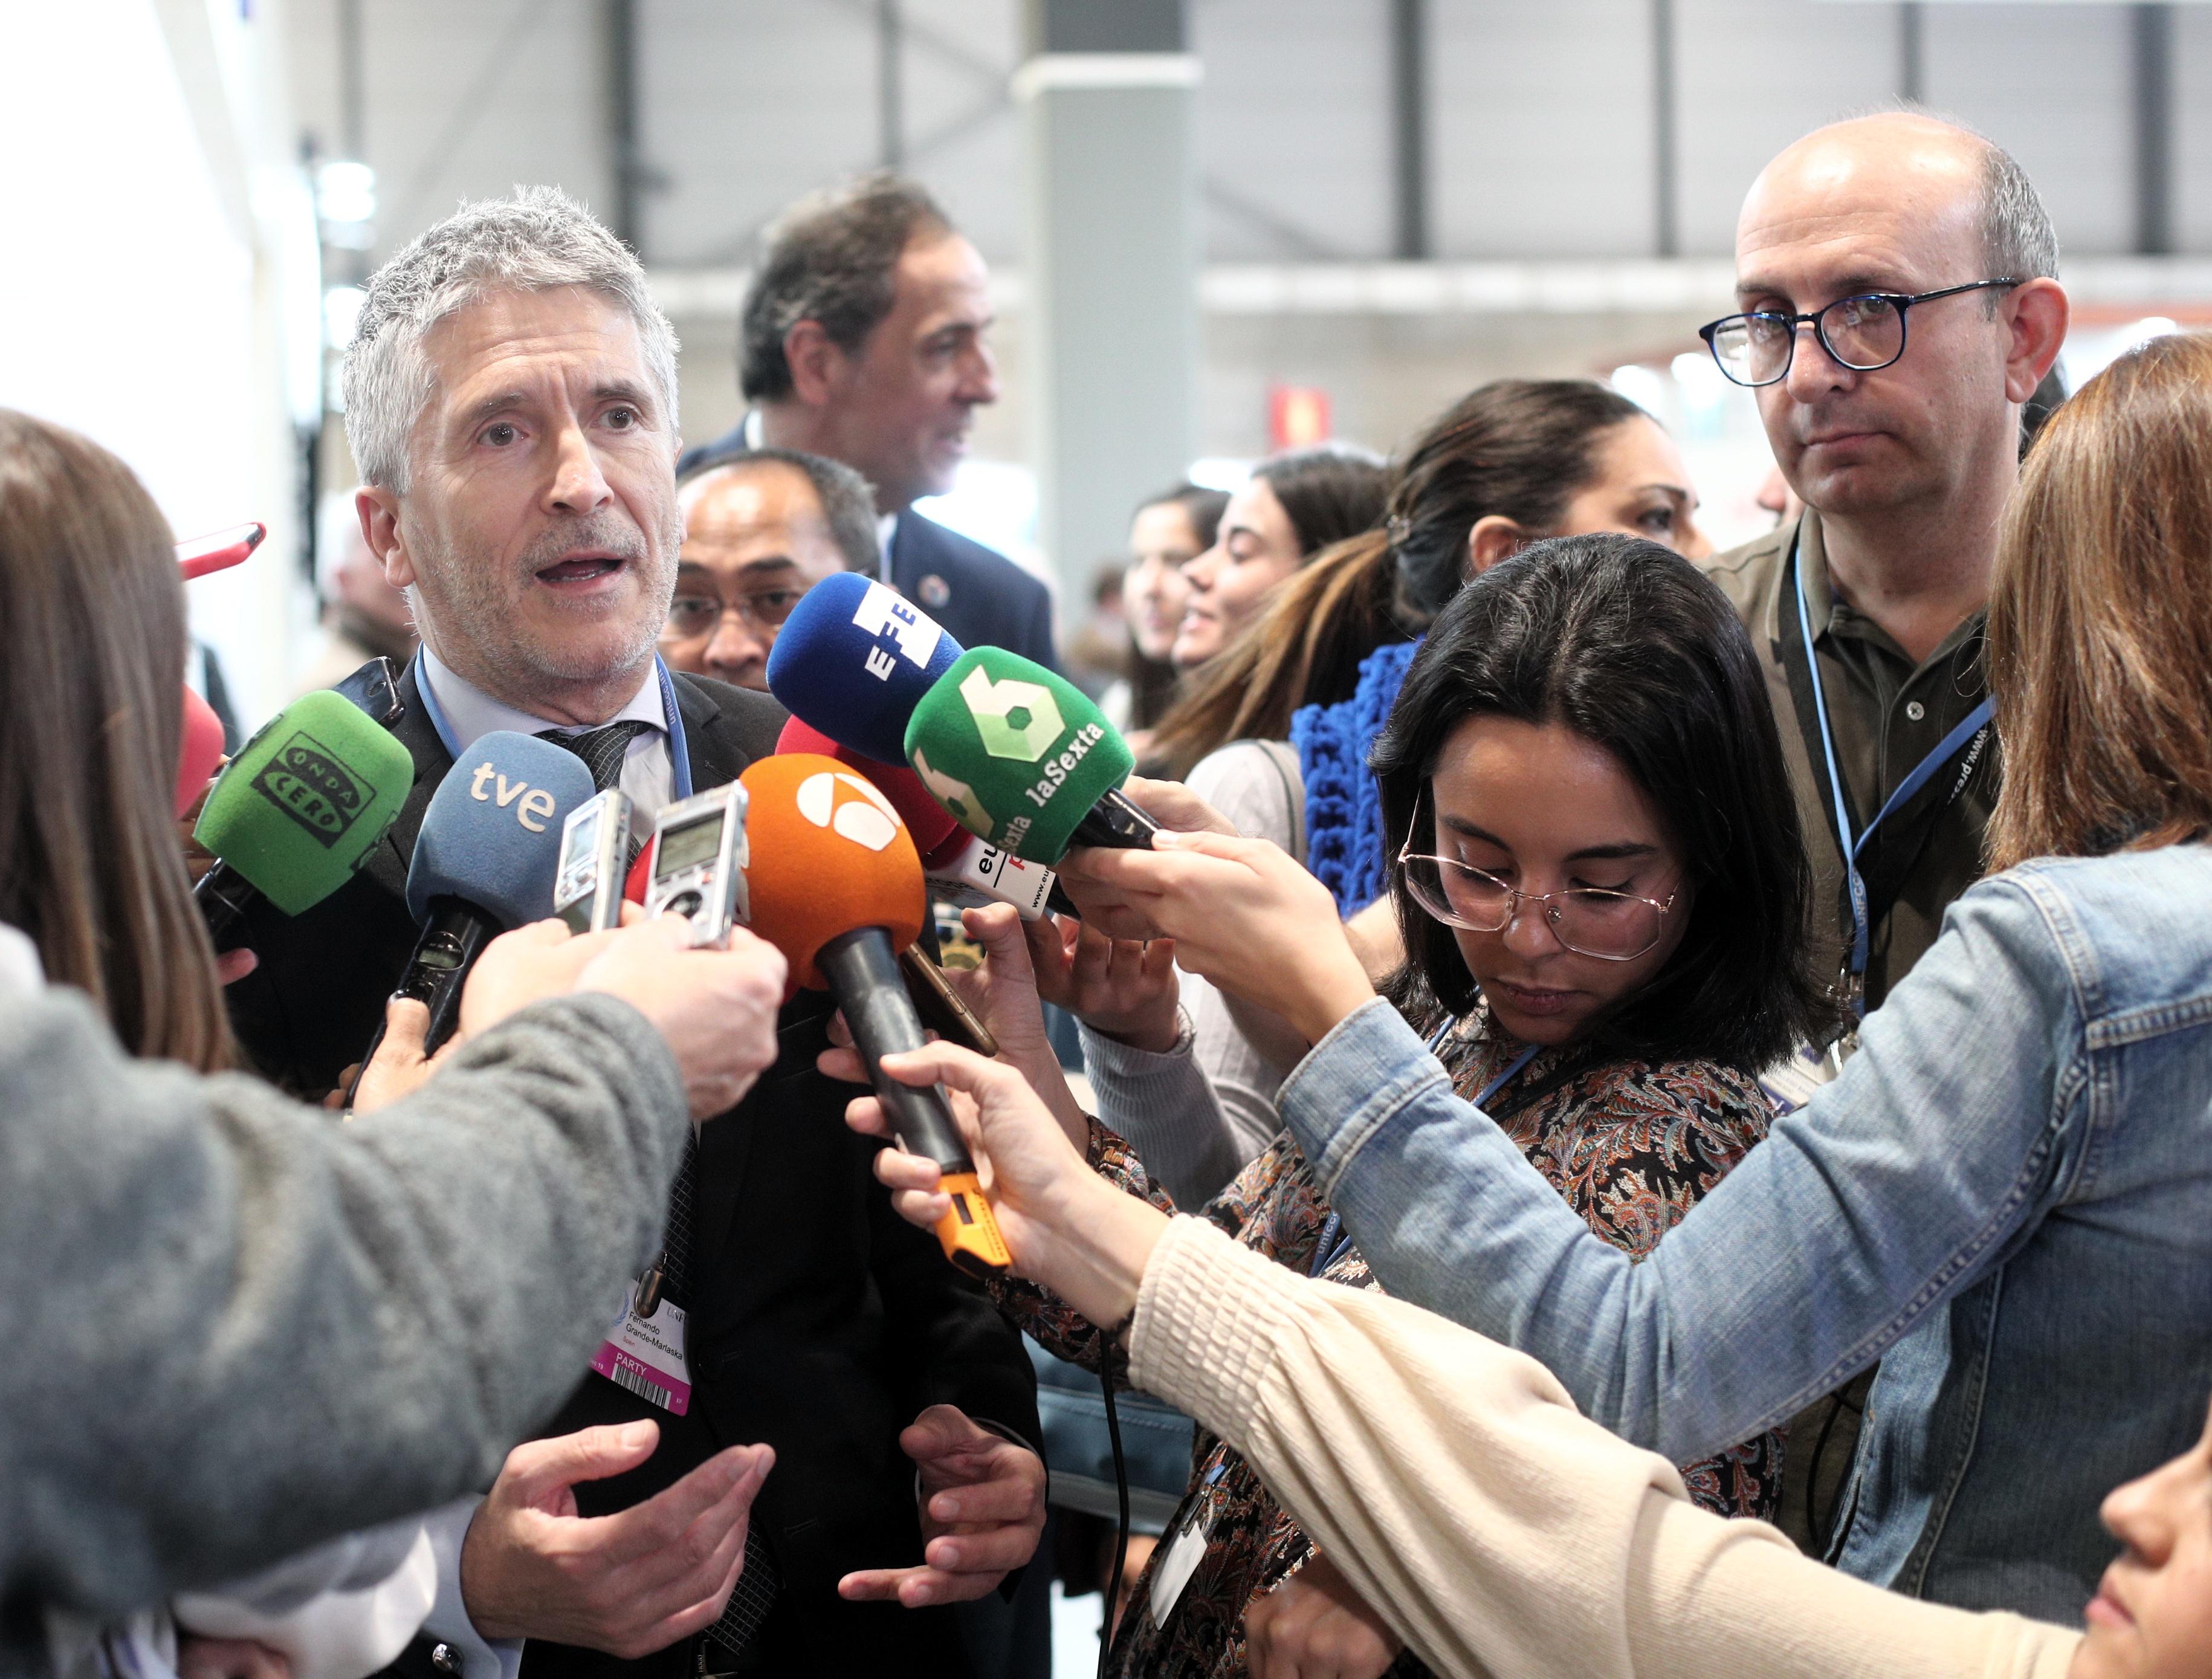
[{"xmin": 1292, "ymin": 638, "xmax": 1420, "ymax": 916}]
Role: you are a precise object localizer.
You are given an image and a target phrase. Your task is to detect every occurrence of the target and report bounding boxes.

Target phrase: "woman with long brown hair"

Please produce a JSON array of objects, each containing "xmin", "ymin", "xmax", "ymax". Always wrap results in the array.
[
  {"xmin": 1049, "ymin": 331, "xmax": 2212, "ymax": 1634},
  {"xmin": 0, "ymin": 409, "xmax": 235, "ymax": 1070}
]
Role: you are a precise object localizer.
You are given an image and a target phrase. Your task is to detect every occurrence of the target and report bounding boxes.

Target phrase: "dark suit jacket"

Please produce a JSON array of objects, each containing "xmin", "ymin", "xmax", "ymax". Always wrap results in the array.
[
  {"xmin": 886, "ymin": 510, "xmax": 1058, "ymax": 673},
  {"xmin": 678, "ymin": 421, "xmax": 1059, "ymax": 671},
  {"xmin": 227, "ymin": 662, "xmax": 1039, "ymax": 1678}
]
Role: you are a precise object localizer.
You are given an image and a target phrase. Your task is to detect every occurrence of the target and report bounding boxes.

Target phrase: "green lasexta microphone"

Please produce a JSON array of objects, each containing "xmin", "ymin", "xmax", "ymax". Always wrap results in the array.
[
  {"xmin": 901, "ymin": 647, "xmax": 1159, "ymax": 865},
  {"xmin": 193, "ymin": 689, "xmax": 414, "ymax": 944}
]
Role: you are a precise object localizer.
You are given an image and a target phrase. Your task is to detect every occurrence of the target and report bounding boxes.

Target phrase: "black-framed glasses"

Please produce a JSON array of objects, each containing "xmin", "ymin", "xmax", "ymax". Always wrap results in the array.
[
  {"xmin": 1698, "ymin": 278, "xmax": 2020, "ymax": 388},
  {"xmin": 1394, "ymin": 795, "xmax": 1678, "ymax": 962}
]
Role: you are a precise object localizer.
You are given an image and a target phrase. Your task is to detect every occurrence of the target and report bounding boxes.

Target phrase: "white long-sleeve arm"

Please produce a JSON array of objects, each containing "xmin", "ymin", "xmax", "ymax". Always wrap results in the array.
[{"xmin": 1126, "ymin": 1217, "xmax": 2081, "ymax": 1679}]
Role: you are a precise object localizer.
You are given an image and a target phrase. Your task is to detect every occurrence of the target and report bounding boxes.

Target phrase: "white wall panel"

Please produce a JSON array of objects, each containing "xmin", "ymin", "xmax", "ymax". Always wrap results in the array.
[
  {"xmin": 358, "ymin": 0, "xmax": 612, "ymax": 256},
  {"xmin": 1675, "ymin": 0, "xmax": 1897, "ymax": 256},
  {"xmin": 1193, "ymin": 0, "xmax": 1392, "ymax": 259},
  {"xmin": 2173, "ymin": 7, "xmax": 2212, "ymax": 253},
  {"xmin": 639, "ymin": 1, "xmax": 876, "ymax": 268},
  {"xmin": 1429, "ymin": 0, "xmax": 1656, "ymax": 259},
  {"xmin": 1922, "ymin": 3, "xmax": 2132, "ymax": 257}
]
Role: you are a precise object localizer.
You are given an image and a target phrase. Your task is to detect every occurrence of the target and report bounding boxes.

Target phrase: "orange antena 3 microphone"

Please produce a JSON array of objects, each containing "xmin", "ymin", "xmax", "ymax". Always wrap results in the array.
[{"xmin": 739, "ymin": 753, "xmax": 1012, "ymax": 1278}]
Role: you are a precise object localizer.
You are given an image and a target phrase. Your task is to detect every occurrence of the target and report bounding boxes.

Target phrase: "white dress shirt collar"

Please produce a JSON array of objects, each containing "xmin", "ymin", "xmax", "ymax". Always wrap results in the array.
[
  {"xmin": 417, "ymin": 645, "xmax": 678, "ymax": 821},
  {"xmin": 417, "ymin": 643, "xmax": 664, "ymax": 749}
]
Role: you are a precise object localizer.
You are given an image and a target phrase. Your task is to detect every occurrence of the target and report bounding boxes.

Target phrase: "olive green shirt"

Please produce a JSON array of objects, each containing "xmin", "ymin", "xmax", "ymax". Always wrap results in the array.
[{"xmin": 1703, "ymin": 510, "xmax": 1999, "ymax": 1015}]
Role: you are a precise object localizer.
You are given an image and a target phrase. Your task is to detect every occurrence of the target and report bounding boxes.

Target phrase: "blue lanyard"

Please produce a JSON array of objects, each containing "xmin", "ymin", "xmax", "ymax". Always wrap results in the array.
[
  {"xmin": 1791, "ymin": 540, "xmax": 1993, "ymax": 1013},
  {"xmin": 1425, "ymin": 1018, "xmax": 1540, "ymax": 1107},
  {"xmin": 1311, "ymin": 1036, "xmax": 1538, "ymax": 1278},
  {"xmin": 413, "ymin": 650, "xmax": 693, "ymax": 801}
]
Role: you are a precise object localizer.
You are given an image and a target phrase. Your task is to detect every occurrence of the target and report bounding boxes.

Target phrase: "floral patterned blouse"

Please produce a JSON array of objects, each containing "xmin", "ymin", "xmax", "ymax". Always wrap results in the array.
[{"xmin": 994, "ymin": 1005, "xmax": 1785, "ymax": 1679}]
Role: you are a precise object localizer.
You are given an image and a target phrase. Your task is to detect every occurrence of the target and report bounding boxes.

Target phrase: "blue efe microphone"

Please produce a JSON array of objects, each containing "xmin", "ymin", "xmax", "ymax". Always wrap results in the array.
[
  {"xmin": 348, "ymin": 733, "xmax": 593, "ymax": 1099},
  {"xmin": 766, "ymin": 572, "xmax": 963, "ymax": 765}
]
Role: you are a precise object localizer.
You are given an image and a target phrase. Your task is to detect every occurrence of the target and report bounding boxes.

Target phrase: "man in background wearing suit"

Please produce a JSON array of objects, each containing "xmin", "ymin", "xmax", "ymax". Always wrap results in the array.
[
  {"xmin": 227, "ymin": 188, "xmax": 1042, "ymax": 1679},
  {"xmin": 678, "ymin": 174, "xmax": 1059, "ymax": 669}
]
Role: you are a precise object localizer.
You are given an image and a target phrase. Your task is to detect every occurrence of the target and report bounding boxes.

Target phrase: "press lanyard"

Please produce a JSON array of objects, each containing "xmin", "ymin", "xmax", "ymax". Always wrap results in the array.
[
  {"xmin": 412, "ymin": 649, "xmax": 694, "ymax": 801},
  {"xmin": 1791, "ymin": 542, "xmax": 1992, "ymax": 1016},
  {"xmin": 1310, "ymin": 1036, "xmax": 1539, "ymax": 1277}
]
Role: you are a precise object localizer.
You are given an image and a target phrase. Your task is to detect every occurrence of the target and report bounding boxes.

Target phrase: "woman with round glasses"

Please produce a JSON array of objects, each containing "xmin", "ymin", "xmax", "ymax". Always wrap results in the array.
[{"xmin": 894, "ymin": 532, "xmax": 1829, "ymax": 1677}]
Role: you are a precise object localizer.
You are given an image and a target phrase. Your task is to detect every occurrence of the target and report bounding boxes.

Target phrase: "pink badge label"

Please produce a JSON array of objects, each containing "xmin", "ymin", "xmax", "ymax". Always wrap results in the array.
[{"xmin": 590, "ymin": 1285, "xmax": 693, "ymax": 1415}]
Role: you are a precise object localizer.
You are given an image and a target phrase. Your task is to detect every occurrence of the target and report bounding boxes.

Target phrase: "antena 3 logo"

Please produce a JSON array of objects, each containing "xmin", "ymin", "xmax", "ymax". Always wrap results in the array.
[
  {"xmin": 851, "ymin": 581, "xmax": 942, "ymax": 682},
  {"xmin": 250, "ymin": 731, "xmax": 367, "ymax": 848},
  {"xmin": 795, "ymin": 771, "xmax": 904, "ymax": 852}
]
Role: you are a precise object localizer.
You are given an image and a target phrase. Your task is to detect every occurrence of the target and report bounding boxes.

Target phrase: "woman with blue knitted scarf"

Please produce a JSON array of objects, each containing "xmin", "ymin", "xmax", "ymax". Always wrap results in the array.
[{"xmin": 1133, "ymin": 381, "xmax": 1713, "ymax": 1201}]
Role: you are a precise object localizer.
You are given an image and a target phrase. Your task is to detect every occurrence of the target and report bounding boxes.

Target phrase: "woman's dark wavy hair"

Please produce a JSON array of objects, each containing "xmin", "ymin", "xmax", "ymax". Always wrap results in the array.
[{"xmin": 1372, "ymin": 533, "xmax": 1831, "ymax": 1072}]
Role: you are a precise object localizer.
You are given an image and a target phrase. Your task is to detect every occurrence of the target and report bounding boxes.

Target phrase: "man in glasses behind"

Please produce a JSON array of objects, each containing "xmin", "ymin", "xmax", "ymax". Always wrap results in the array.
[
  {"xmin": 1701, "ymin": 112, "xmax": 2067, "ymax": 1027},
  {"xmin": 661, "ymin": 447, "xmax": 880, "ymax": 691},
  {"xmin": 1695, "ymin": 111, "xmax": 2068, "ymax": 1553}
]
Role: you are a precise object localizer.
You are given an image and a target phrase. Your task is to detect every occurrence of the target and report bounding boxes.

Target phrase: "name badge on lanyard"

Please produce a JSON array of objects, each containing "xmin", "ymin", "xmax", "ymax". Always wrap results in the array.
[
  {"xmin": 1791, "ymin": 534, "xmax": 1992, "ymax": 1066},
  {"xmin": 591, "ymin": 1280, "xmax": 693, "ymax": 1415}
]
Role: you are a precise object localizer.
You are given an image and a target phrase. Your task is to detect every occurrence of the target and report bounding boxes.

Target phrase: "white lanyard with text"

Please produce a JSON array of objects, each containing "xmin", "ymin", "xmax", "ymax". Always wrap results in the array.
[
  {"xmin": 1791, "ymin": 539, "xmax": 1993, "ymax": 1020},
  {"xmin": 411, "ymin": 649, "xmax": 694, "ymax": 801}
]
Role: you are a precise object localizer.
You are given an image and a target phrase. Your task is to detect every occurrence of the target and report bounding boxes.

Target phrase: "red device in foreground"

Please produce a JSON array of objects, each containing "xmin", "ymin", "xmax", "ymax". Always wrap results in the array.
[{"xmin": 176, "ymin": 522, "xmax": 266, "ymax": 580}]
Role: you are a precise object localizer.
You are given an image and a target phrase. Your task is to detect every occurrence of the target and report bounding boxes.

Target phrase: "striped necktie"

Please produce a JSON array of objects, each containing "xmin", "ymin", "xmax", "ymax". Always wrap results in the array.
[
  {"xmin": 534, "ymin": 719, "xmax": 653, "ymax": 793},
  {"xmin": 658, "ymin": 1137, "xmax": 780, "ymax": 1663}
]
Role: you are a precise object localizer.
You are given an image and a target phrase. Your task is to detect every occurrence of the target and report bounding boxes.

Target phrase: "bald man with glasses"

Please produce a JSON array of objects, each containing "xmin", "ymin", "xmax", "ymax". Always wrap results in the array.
[
  {"xmin": 1701, "ymin": 114, "xmax": 2066, "ymax": 1035},
  {"xmin": 1695, "ymin": 111, "xmax": 2068, "ymax": 1556}
]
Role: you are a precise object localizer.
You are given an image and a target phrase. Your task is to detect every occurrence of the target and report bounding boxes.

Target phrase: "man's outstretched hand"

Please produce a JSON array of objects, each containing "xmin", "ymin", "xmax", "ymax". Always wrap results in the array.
[
  {"xmin": 460, "ymin": 1421, "xmax": 773, "ymax": 1659},
  {"xmin": 837, "ymin": 1405, "xmax": 1046, "ymax": 1608}
]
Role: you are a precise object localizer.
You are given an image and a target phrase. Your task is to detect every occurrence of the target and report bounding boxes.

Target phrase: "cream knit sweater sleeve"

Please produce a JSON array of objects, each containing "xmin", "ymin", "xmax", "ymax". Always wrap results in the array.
[{"xmin": 1126, "ymin": 1215, "xmax": 2081, "ymax": 1679}]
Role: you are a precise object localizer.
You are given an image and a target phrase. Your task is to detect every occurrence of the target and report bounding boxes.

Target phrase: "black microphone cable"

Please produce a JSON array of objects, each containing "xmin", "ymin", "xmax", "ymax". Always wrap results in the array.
[{"xmin": 1098, "ymin": 1368, "xmax": 1129, "ymax": 1679}]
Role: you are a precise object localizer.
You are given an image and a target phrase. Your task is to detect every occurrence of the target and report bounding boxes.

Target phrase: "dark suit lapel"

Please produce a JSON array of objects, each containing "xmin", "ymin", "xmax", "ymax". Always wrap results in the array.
[{"xmin": 358, "ymin": 661, "xmax": 454, "ymax": 902}]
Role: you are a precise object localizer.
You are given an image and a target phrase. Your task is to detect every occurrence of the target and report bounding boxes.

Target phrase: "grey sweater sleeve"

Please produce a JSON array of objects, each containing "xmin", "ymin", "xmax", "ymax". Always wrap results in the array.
[
  {"xmin": 1156, "ymin": 743, "xmax": 1309, "ymax": 1191},
  {"xmin": 0, "ymin": 986, "xmax": 688, "ymax": 1620},
  {"xmin": 1078, "ymin": 1013, "xmax": 1246, "ymax": 1209}
]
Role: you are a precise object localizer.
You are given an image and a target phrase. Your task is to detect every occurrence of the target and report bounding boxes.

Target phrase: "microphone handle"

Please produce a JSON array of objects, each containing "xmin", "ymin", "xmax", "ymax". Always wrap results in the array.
[
  {"xmin": 820, "ymin": 927, "xmax": 972, "ymax": 1169},
  {"xmin": 193, "ymin": 862, "xmax": 257, "ymax": 950},
  {"xmin": 818, "ymin": 926, "xmax": 1011, "ymax": 1278},
  {"xmin": 1071, "ymin": 786, "xmax": 1159, "ymax": 851},
  {"xmin": 344, "ymin": 898, "xmax": 499, "ymax": 1107}
]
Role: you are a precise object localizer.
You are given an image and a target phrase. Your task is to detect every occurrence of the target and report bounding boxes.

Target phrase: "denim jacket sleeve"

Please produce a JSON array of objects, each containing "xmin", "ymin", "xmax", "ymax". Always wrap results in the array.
[{"xmin": 1278, "ymin": 873, "xmax": 2084, "ymax": 1465}]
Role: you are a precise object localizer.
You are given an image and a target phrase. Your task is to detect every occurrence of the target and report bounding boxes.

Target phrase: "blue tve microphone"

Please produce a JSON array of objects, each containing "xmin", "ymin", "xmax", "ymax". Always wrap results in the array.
[
  {"xmin": 766, "ymin": 572, "xmax": 963, "ymax": 766},
  {"xmin": 349, "ymin": 733, "xmax": 594, "ymax": 1098}
]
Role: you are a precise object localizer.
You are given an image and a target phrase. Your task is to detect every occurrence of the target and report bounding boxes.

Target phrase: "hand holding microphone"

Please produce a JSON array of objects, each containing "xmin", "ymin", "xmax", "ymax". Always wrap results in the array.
[
  {"xmin": 846, "ymin": 1040, "xmax": 1170, "ymax": 1331},
  {"xmin": 900, "ymin": 649, "xmax": 1159, "ymax": 865},
  {"xmin": 766, "ymin": 587, "xmax": 1064, "ymax": 919},
  {"xmin": 346, "ymin": 911, "xmax": 789, "ymax": 1122},
  {"xmin": 739, "ymin": 752, "xmax": 1010, "ymax": 1276}
]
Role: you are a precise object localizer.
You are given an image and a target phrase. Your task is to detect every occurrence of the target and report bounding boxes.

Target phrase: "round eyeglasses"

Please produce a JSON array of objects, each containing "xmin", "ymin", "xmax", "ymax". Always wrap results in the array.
[
  {"xmin": 1396, "ymin": 814, "xmax": 1678, "ymax": 962},
  {"xmin": 1698, "ymin": 278, "xmax": 2020, "ymax": 389},
  {"xmin": 664, "ymin": 584, "xmax": 807, "ymax": 641}
]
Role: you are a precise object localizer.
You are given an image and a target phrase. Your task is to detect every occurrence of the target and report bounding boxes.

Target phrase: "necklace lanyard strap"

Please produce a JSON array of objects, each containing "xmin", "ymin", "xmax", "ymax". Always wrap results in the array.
[
  {"xmin": 1428, "ymin": 1015, "xmax": 1540, "ymax": 1107},
  {"xmin": 1791, "ymin": 542, "xmax": 1994, "ymax": 1006},
  {"xmin": 413, "ymin": 650, "xmax": 692, "ymax": 800}
]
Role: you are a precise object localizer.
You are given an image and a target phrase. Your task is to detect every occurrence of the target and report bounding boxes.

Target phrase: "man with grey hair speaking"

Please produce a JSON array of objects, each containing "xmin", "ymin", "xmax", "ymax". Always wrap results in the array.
[{"xmin": 225, "ymin": 188, "xmax": 1042, "ymax": 1679}]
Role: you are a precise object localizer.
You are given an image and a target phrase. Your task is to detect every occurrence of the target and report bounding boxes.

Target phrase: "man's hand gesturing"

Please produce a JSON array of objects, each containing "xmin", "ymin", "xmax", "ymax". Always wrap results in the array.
[
  {"xmin": 460, "ymin": 1421, "xmax": 773, "ymax": 1659},
  {"xmin": 836, "ymin": 1405, "xmax": 1046, "ymax": 1608}
]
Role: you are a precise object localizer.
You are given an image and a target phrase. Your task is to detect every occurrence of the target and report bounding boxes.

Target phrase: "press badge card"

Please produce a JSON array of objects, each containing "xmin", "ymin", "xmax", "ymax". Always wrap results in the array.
[{"xmin": 590, "ymin": 1283, "xmax": 692, "ymax": 1415}]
